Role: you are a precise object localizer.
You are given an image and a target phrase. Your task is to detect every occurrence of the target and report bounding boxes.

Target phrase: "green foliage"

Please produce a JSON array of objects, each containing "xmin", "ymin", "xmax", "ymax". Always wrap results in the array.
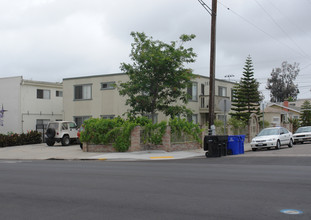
[
  {"xmin": 300, "ymin": 100, "xmax": 311, "ymax": 126},
  {"xmin": 288, "ymin": 118, "xmax": 300, "ymax": 133},
  {"xmin": 80, "ymin": 117, "xmax": 203, "ymax": 151},
  {"xmin": 80, "ymin": 117, "xmax": 137, "ymax": 152},
  {"xmin": 228, "ymin": 117, "xmax": 247, "ymax": 135},
  {"xmin": 258, "ymin": 120, "xmax": 270, "ymax": 129},
  {"xmin": 169, "ymin": 118, "xmax": 202, "ymax": 143},
  {"xmin": 141, "ymin": 121, "xmax": 167, "ymax": 145},
  {"xmin": 266, "ymin": 61, "xmax": 299, "ymax": 102},
  {"xmin": 230, "ymin": 55, "xmax": 262, "ymax": 123},
  {"xmin": 0, "ymin": 130, "xmax": 42, "ymax": 147},
  {"xmin": 214, "ymin": 120, "xmax": 225, "ymax": 135},
  {"xmin": 118, "ymin": 32, "xmax": 197, "ymax": 121}
]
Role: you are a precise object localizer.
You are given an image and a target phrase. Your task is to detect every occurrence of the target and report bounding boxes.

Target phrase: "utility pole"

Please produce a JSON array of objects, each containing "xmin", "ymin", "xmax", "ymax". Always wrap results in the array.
[{"xmin": 208, "ymin": 0, "xmax": 217, "ymax": 130}]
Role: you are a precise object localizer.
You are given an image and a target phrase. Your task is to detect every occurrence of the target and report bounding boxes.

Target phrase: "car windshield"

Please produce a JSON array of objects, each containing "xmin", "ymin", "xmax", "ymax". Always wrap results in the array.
[
  {"xmin": 48, "ymin": 123, "xmax": 59, "ymax": 130},
  {"xmin": 257, "ymin": 128, "xmax": 279, "ymax": 136},
  {"xmin": 295, "ymin": 127, "xmax": 311, "ymax": 133}
]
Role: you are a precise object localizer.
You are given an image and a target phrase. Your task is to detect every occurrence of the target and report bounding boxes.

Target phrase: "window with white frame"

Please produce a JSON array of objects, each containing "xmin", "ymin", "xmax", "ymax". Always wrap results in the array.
[
  {"xmin": 101, "ymin": 115, "xmax": 115, "ymax": 120},
  {"xmin": 74, "ymin": 116, "xmax": 91, "ymax": 127},
  {"xmin": 143, "ymin": 114, "xmax": 158, "ymax": 124},
  {"xmin": 218, "ymin": 86, "xmax": 227, "ymax": 97},
  {"xmin": 187, "ymin": 82, "xmax": 198, "ymax": 101},
  {"xmin": 273, "ymin": 117, "xmax": 280, "ymax": 124},
  {"xmin": 37, "ymin": 89, "xmax": 51, "ymax": 99},
  {"xmin": 56, "ymin": 90, "xmax": 63, "ymax": 97},
  {"xmin": 74, "ymin": 84, "xmax": 92, "ymax": 100},
  {"xmin": 187, "ymin": 114, "xmax": 198, "ymax": 124},
  {"xmin": 101, "ymin": 82, "xmax": 115, "ymax": 90}
]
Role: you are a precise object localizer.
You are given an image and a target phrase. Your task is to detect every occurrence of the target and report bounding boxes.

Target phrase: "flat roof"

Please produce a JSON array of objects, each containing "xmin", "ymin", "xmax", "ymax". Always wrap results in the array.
[{"xmin": 63, "ymin": 72, "xmax": 238, "ymax": 84}]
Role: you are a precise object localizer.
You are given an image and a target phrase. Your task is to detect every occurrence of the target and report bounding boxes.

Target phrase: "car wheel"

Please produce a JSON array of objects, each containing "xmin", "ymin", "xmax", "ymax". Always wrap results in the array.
[
  {"xmin": 288, "ymin": 139, "xmax": 293, "ymax": 148},
  {"xmin": 252, "ymin": 148, "xmax": 257, "ymax": 151},
  {"xmin": 46, "ymin": 139, "xmax": 55, "ymax": 146},
  {"xmin": 46, "ymin": 128, "xmax": 56, "ymax": 139},
  {"xmin": 275, "ymin": 140, "xmax": 280, "ymax": 150},
  {"xmin": 301, "ymin": 141, "xmax": 304, "ymax": 144},
  {"xmin": 80, "ymin": 143, "xmax": 83, "ymax": 150},
  {"xmin": 61, "ymin": 135, "xmax": 70, "ymax": 146}
]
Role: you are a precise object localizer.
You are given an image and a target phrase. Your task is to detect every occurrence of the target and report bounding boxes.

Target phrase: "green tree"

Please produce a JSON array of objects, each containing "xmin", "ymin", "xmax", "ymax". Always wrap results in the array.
[
  {"xmin": 230, "ymin": 55, "xmax": 262, "ymax": 123},
  {"xmin": 266, "ymin": 61, "xmax": 299, "ymax": 102},
  {"xmin": 300, "ymin": 100, "xmax": 311, "ymax": 126},
  {"xmin": 118, "ymin": 32, "xmax": 197, "ymax": 121},
  {"xmin": 228, "ymin": 117, "xmax": 247, "ymax": 135}
]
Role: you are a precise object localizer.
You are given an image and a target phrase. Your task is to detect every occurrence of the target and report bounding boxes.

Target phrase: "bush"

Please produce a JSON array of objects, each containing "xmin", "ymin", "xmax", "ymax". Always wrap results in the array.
[
  {"xmin": 80, "ymin": 117, "xmax": 203, "ymax": 152},
  {"xmin": 0, "ymin": 131, "xmax": 42, "ymax": 147}
]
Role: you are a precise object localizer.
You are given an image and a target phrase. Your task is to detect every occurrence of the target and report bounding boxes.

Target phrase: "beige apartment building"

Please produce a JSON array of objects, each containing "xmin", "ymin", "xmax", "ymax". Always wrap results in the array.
[{"xmin": 63, "ymin": 73, "xmax": 237, "ymax": 127}]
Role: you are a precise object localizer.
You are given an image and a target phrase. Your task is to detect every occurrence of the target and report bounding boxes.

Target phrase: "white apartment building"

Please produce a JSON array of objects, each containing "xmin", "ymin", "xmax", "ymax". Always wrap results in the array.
[
  {"xmin": 63, "ymin": 73, "xmax": 237, "ymax": 127},
  {"xmin": 0, "ymin": 76, "xmax": 63, "ymax": 134}
]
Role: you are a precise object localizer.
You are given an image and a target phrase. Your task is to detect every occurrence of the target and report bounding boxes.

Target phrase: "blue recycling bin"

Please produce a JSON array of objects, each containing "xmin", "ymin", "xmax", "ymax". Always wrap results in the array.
[
  {"xmin": 239, "ymin": 135, "xmax": 245, "ymax": 154},
  {"xmin": 227, "ymin": 135, "xmax": 240, "ymax": 155}
]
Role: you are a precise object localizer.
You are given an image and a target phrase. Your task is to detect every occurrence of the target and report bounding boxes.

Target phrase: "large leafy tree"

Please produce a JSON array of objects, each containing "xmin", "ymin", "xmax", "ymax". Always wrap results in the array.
[
  {"xmin": 230, "ymin": 56, "xmax": 262, "ymax": 123},
  {"xmin": 266, "ymin": 61, "xmax": 299, "ymax": 102},
  {"xmin": 300, "ymin": 100, "xmax": 311, "ymax": 126},
  {"xmin": 118, "ymin": 32, "xmax": 197, "ymax": 121}
]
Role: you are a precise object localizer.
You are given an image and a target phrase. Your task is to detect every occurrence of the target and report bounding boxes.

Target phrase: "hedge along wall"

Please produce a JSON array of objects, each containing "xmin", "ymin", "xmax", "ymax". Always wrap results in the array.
[
  {"xmin": 0, "ymin": 131, "xmax": 42, "ymax": 147},
  {"xmin": 83, "ymin": 126, "xmax": 202, "ymax": 152}
]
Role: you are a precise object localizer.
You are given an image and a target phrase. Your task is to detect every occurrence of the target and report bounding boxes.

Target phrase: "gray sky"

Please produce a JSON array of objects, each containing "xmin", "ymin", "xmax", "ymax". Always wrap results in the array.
[{"xmin": 1, "ymin": 0, "xmax": 311, "ymax": 101}]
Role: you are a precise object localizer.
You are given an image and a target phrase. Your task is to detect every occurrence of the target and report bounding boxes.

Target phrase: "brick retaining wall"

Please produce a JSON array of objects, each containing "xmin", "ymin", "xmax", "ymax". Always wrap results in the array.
[{"xmin": 83, "ymin": 126, "xmax": 202, "ymax": 152}]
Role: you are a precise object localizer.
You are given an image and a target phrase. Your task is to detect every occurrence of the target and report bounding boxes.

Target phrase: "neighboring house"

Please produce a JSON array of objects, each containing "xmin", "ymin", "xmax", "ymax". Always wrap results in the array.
[
  {"xmin": 0, "ymin": 76, "xmax": 63, "ymax": 134},
  {"xmin": 63, "ymin": 73, "xmax": 237, "ymax": 127},
  {"xmin": 263, "ymin": 101, "xmax": 301, "ymax": 131}
]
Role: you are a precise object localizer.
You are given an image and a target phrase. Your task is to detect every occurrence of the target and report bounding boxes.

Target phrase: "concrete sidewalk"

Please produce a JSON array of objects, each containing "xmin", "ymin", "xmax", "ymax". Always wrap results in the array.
[{"xmin": 0, "ymin": 143, "xmax": 252, "ymax": 161}]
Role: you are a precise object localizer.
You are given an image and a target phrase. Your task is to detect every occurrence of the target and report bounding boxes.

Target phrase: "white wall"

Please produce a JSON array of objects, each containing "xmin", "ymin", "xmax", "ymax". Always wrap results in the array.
[
  {"xmin": 0, "ymin": 76, "xmax": 22, "ymax": 134},
  {"xmin": 20, "ymin": 80, "xmax": 63, "ymax": 132}
]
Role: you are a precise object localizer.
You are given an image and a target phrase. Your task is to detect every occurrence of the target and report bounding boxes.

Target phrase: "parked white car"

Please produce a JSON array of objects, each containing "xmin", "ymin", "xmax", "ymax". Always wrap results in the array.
[
  {"xmin": 251, "ymin": 127, "xmax": 293, "ymax": 151},
  {"xmin": 45, "ymin": 121, "xmax": 80, "ymax": 146},
  {"xmin": 293, "ymin": 126, "xmax": 311, "ymax": 144}
]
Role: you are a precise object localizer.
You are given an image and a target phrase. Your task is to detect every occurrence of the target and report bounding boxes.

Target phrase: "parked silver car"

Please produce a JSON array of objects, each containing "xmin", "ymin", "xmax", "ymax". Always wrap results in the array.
[
  {"xmin": 250, "ymin": 127, "xmax": 293, "ymax": 151},
  {"xmin": 293, "ymin": 126, "xmax": 311, "ymax": 144}
]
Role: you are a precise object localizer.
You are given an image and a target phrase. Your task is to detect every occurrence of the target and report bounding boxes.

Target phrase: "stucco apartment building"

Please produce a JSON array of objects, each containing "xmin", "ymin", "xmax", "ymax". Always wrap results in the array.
[
  {"xmin": 63, "ymin": 73, "xmax": 237, "ymax": 127},
  {"xmin": 0, "ymin": 76, "xmax": 63, "ymax": 134}
]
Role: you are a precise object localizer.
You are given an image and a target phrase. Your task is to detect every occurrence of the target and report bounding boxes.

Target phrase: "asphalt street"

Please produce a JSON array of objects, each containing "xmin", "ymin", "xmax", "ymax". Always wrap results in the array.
[{"xmin": 0, "ymin": 144, "xmax": 310, "ymax": 220}]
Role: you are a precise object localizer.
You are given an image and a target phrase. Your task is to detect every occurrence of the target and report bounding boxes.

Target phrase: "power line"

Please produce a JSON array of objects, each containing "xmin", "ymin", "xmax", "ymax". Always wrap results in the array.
[
  {"xmin": 265, "ymin": 0, "xmax": 311, "ymax": 38},
  {"xmin": 218, "ymin": 1, "xmax": 309, "ymax": 58},
  {"xmin": 253, "ymin": 0, "xmax": 310, "ymax": 58}
]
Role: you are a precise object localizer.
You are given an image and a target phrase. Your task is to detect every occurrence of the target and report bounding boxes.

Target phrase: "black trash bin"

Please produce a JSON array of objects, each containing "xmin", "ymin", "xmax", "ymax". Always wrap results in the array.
[{"xmin": 204, "ymin": 135, "xmax": 228, "ymax": 157}]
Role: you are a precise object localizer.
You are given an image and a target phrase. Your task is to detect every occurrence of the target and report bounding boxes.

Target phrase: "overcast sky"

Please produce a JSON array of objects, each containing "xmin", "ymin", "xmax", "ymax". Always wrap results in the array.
[{"xmin": 1, "ymin": 0, "xmax": 311, "ymax": 101}]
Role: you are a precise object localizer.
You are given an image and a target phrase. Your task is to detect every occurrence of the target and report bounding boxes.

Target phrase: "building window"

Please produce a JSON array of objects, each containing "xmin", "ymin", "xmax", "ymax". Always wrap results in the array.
[
  {"xmin": 143, "ymin": 114, "xmax": 158, "ymax": 124},
  {"xmin": 37, "ymin": 89, "xmax": 51, "ymax": 99},
  {"xmin": 74, "ymin": 116, "xmax": 91, "ymax": 127},
  {"xmin": 273, "ymin": 117, "xmax": 280, "ymax": 125},
  {"xmin": 74, "ymin": 84, "xmax": 92, "ymax": 100},
  {"xmin": 218, "ymin": 86, "xmax": 227, "ymax": 97},
  {"xmin": 101, "ymin": 115, "xmax": 115, "ymax": 120},
  {"xmin": 101, "ymin": 82, "xmax": 115, "ymax": 90},
  {"xmin": 187, "ymin": 114, "xmax": 198, "ymax": 124},
  {"xmin": 187, "ymin": 82, "xmax": 198, "ymax": 101},
  {"xmin": 56, "ymin": 90, "xmax": 63, "ymax": 97},
  {"xmin": 293, "ymin": 115, "xmax": 299, "ymax": 120}
]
